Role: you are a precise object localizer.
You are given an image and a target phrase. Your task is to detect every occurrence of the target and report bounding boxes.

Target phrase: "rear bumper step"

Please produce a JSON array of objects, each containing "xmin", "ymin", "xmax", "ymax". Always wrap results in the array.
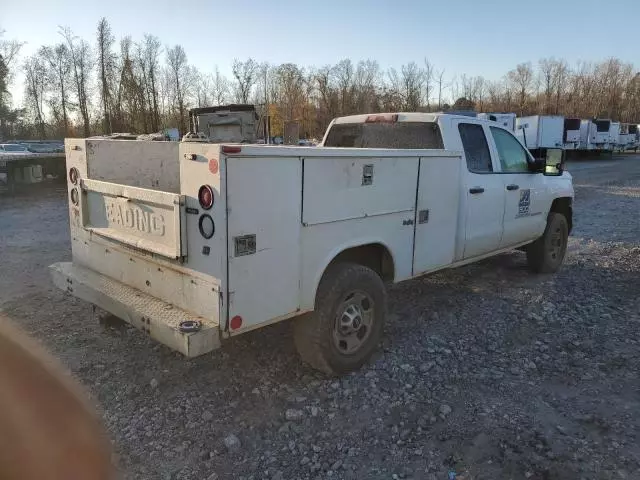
[{"xmin": 50, "ymin": 262, "xmax": 220, "ymax": 357}]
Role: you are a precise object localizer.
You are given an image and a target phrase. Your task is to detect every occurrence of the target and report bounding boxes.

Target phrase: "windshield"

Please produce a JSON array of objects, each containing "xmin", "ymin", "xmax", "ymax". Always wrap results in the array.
[
  {"xmin": 323, "ymin": 122, "xmax": 444, "ymax": 149},
  {"xmin": 1, "ymin": 144, "xmax": 27, "ymax": 152}
]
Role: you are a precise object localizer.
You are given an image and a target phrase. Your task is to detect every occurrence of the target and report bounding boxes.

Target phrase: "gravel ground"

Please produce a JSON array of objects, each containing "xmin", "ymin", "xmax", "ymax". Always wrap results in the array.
[{"xmin": 1, "ymin": 155, "xmax": 639, "ymax": 480}]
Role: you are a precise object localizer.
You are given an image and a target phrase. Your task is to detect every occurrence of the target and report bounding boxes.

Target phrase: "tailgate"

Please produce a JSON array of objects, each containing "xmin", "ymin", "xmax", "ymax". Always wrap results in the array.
[{"xmin": 80, "ymin": 178, "xmax": 186, "ymax": 259}]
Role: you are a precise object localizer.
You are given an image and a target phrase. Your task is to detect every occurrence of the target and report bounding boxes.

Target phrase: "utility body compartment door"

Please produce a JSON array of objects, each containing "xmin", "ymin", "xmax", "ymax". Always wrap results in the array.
[
  {"xmin": 225, "ymin": 156, "xmax": 302, "ymax": 333},
  {"xmin": 412, "ymin": 155, "xmax": 462, "ymax": 275}
]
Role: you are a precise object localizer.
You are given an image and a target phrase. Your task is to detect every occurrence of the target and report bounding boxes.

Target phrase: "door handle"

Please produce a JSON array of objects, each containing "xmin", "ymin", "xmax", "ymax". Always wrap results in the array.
[
  {"xmin": 469, "ymin": 187, "xmax": 484, "ymax": 194},
  {"xmin": 506, "ymin": 184, "xmax": 519, "ymax": 191}
]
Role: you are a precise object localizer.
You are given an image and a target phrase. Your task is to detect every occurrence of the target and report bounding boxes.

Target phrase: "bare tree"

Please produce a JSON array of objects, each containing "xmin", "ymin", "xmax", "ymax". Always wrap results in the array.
[
  {"xmin": 194, "ymin": 70, "xmax": 211, "ymax": 107},
  {"xmin": 23, "ymin": 55, "xmax": 47, "ymax": 138},
  {"xmin": 211, "ymin": 66, "xmax": 229, "ymax": 105},
  {"xmin": 40, "ymin": 44, "xmax": 72, "ymax": 136},
  {"xmin": 232, "ymin": 58, "xmax": 258, "ymax": 103},
  {"xmin": 435, "ymin": 68, "xmax": 449, "ymax": 109},
  {"xmin": 538, "ymin": 58, "xmax": 555, "ymax": 114},
  {"xmin": 96, "ymin": 18, "xmax": 116, "ymax": 134},
  {"xmin": 138, "ymin": 34, "xmax": 162, "ymax": 132},
  {"xmin": 0, "ymin": 30, "xmax": 24, "ymax": 74},
  {"xmin": 400, "ymin": 62, "xmax": 425, "ymax": 110},
  {"xmin": 552, "ymin": 59, "xmax": 569, "ymax": 115},
  {"xmin": 334, "ymin": 59, "xmax": 355, "ymax": 114},
  {"xmin": 61, "ymin": 27, "xmax": 92, "ymax": 136},
  {"xmin": 166, "ymin": 44, "xmax": 189, "ymax": 133},
  {"xmin": 423, "ymin": 59, "xmax": 434, "ymax": 110},
  {"xmin": 508, "ymin": 62, "xmax": 534, "ymax": 115}
]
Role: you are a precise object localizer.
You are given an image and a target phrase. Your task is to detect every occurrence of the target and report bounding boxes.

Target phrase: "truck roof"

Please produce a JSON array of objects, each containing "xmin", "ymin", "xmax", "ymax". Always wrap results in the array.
[{"xmin": 331, "ymin": 112, "xmax": 501, "ymax": 125}]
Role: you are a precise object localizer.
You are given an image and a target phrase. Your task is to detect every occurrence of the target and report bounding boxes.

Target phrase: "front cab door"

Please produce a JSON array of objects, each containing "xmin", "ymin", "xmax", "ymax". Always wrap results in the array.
[
  {"xmin": 455, "ymin": 120, "xmax": 506, "ymax": 259},
  {"xmin": 487, "ymin": 126, "xmax": 546, "ymax": 248}
]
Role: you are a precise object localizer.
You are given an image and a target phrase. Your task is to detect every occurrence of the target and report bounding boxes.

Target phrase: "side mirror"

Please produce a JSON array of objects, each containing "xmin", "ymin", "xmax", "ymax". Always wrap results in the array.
[
  {"xmin": 528, "ymin": 148, "xmax": 564, "ymax": 175},
  {"xmin": 542, "ymin": 148, "xmax": 565, "ymax": 176}
]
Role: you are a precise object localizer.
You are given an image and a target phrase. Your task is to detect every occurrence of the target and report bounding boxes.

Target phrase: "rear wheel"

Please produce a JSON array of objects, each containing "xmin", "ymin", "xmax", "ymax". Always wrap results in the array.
[
  {"xmin": 294, "ymin": 263, "xmax": 386, "ymax": 375},
  {"xmin": 526, "ymin": 212, "xmax": 568, "ymax": 273}
]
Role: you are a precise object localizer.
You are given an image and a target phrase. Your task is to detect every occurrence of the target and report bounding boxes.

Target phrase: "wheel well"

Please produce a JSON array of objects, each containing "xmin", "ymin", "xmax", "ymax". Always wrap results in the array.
[
  {"xmin": 326, "ymin": 243, "xmax": 395, "ymax": 283},
  {"xmin": 550, "ymin": 197, "xmax": 573, "ymax": 233}
]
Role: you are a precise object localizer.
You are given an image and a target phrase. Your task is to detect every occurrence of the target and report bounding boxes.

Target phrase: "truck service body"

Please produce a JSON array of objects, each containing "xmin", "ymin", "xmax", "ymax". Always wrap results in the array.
[{"xmin": 51, "ymin": 112, "xmax": 574, "ymax": 374}]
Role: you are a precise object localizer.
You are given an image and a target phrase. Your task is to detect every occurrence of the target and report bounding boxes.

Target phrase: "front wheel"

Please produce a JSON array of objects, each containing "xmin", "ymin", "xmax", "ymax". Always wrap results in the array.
[
  {"xmin": 294, "ymin": 263, "xmax": 386, "ymax": 375},
  {"xmin": 526, "ymin": 212, "xmax": 569, "ymax": 273}
]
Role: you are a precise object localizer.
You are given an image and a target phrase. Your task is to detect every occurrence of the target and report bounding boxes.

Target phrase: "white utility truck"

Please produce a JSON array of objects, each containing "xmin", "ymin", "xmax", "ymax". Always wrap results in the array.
[
  {"xmin": 563, "ymin": 118, "xmax": 581, "ymax": 150},
  {"xmin": 50, "ymin": 113, "xmax": 574, "ymax": 375}
]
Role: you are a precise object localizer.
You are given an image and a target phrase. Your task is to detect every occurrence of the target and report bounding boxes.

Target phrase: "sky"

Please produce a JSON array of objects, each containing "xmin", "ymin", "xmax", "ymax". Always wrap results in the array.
[{"xmin": 2, "ymin": 0, "xmax": 639, "ymax": 106}]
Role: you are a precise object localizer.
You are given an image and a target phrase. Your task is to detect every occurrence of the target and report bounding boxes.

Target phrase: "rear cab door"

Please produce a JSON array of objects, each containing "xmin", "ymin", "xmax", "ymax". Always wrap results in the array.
[
  {"xmin": 444, "ymin": 117, "xmax": 505, "ymax": 260},
  {"xmin": 486, "ymin": 126, "xmax": 547, "ymax": 247}
]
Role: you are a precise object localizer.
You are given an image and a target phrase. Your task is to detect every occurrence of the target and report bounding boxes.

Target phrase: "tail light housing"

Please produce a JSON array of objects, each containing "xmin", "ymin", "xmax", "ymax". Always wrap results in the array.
[
  {"xmin": 70, "ymin": 188, "xmax": 79, "ymax": 206},
  {"xmin": 198, "ymin": 185, "xmax": 214, "ymax": 210},
  {"xmin": 69, "ymin": 167, "xmax": 79, "ymax": 185},
  {"xmin": 365, "ymin": 114, "xmax": 398, "ymax": 123}
]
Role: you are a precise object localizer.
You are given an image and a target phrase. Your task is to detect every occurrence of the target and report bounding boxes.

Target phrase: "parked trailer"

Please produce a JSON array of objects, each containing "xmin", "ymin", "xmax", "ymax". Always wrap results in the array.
[
  {"xmin": 477, "ymin": 113, "xmax": 516, "ymax": 131},
  {"xmin": 0, "ymin": 152, "xmax": 66, "ymax": 192},
  {"xmin": 563, "ymin": 118, "xmax": 581, "ymax": 150},
  {"xmin": 579, "ymin": 120, "xmax": 599, "ymax": 151},
  {"xmin": 593, "ymin": 119, "xmax": 612, "ymax": 150},
  {"xmin": 617, "ymin": 123, "xmax": 634, "ymax": 151},
  {"xmin": 515, "ymin": 115, "xmax": 564, "ymax": 156},
  {"xmin": 609, "ymin": 121, "xmax": 621, "ymax": 151},
  {"xmin": 630, "ymin": 124, "xmax": 640, "ymax": 151}
]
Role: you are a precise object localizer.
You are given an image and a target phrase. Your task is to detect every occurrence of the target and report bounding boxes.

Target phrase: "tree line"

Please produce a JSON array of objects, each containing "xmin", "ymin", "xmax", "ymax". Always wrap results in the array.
[{"xmin": 1, "ymin": 19, "xmax": 639, "ymax": 141}]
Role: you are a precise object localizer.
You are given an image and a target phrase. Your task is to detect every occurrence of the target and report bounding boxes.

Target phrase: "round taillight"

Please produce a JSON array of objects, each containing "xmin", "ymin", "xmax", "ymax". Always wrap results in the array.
[
  {"xmin": 198, "ymin": 185, "xmax": 214, "ymax": 210},
  {"xmin": 69, "ymin": 167, "xmax": 79, "ymax": 185},
  {"xmin": 198, "ymin": 214, "xmax": 215, "ymax": 239},
  {"xmin": 230, "ymin": 315, "xmax": 243, "ymax": 330},
  {"xmin": 70, "ymin": 188, "xmax": 79, "ymax": 206}
]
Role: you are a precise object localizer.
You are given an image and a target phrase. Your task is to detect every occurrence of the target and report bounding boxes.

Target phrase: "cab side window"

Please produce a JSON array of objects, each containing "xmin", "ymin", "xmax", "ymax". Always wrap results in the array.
[
  {"xmin": 490, "ymin": 127, "xmax": 530, "ymax": 173},
  {"xmin": 458, "ymin": 123, "xmax": 493, "ymax": 173}
]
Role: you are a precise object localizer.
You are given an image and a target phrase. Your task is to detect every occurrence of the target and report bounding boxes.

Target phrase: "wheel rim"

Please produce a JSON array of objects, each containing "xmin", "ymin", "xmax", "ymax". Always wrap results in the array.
[
  {"xmin": 332, "ymin": 290, "xmax": 374, "ymax": 355},
  {"xmin": 548, "ymin": 225, "xmax": 566, "ymax": 261}
]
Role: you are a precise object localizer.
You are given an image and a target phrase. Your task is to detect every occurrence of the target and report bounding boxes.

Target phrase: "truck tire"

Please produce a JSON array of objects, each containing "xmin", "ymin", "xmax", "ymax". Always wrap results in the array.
[
  {"xmin": 294, "ymin": 263, "xmax": 387, "ymax": 375},
  {"xmin": 526, "ymin": 212, "xmax": 568, "ymax": 274}
]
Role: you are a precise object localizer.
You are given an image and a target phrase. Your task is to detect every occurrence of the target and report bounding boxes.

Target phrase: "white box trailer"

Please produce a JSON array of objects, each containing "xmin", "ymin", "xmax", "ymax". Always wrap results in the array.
[
  {"xmin": 592, "ymin": 119, "xmax": 612, "ymax": 150},
  {"xmin": 515, "ymin": 115, "xmax": 564, "ymax": 151},
  {"xmin": 609, "ymin": 121, "xmax": 621, "ymax": 151},
  {"xmin": 579, "ymin": 120, "xmax": 597, "ymax": 150},
  {"xmin": 618, "ymin": 123, "xmax": 631, "ymax": 150},
  {"xmin": 563, "ymin": 118, "xmax": 581, "ymax": 150},
  {"xmin": 477, "ymin": 113, "xmax": 516, "ymax": 131},
  {"xmin": 630, "ymin": 124, "xmax": 640, "ymax": 150}
]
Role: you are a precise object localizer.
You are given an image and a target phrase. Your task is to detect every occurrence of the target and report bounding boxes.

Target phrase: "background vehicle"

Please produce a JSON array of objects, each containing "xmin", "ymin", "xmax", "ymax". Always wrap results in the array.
[
  {"xmin": 0, "ymin": 144, "xmax": 30, "ymax": 154},
  {"xmin": 563, "ymin": 118, "xmax": 581, "ymax": 150},
  {"xmin": 477, "ymin": 113, "xmax": 516, "ymax": 131},
  {"xmin": 50, "ymin": 113, "xmax": 573, "ymax": 375},
  {"xmin": 515, "ymin": 115, "xmax": 564, "ymax": 156}
]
